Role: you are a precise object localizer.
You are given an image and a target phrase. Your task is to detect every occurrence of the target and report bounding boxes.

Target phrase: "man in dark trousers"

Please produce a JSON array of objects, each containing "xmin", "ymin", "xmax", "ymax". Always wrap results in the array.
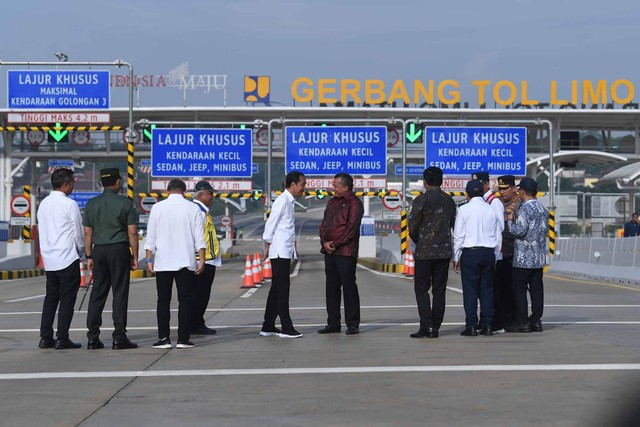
[
  {"xmin": 37, "ymin": 168, "xmax": 85, "ymax": 349},
  {"xmin": 318, "ymin": 172, "xmax": 365, "ymax": 335},
  {"xmin": 260, "ymin": 171, "xmax": 307, "ymax": 339},
  {"xmin": 492, "ymin": 175, "xmax": 521, "ymax": 333},
  {"xmin": 83, "ymin": 168, "xmax": 139, "ymax": 350},
  {"xmin": 190, "ymin": 180, "xmax": 221, "ymax": 336},
  {"xmin": 408, "ymin": 166, "xmax": 456, "ymax": 339},
  {"xmin": 453, "ymin": 180, "xmax": 502, "ymax": 336}
]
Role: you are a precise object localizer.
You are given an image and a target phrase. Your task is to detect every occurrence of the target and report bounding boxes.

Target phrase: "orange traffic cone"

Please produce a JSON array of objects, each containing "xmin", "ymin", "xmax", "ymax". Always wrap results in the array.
[
  {"xmin": 79, "ymin": 262, "xmax": 87, "ymax": 288},
  {"xmin": 263, "ymin": 258, "xmax": 272, "ymax": 280},
  {"xmin": 403, "ymin": 251, "xmax": 409, "ymax": 275},
  {"xmin": 405, "ymin": 249, "xmax": 415, "ymax": 277},
  {"xmin": 257, "ymin": 253, "xmax": 264, "ymax": 282},
  {"xmin": 241, "ymin": 255, "xmax": 255, "ymax": 288},
  {"xmin": 252, "ymin": 253, "xmax": 263, "ymax": 286}
]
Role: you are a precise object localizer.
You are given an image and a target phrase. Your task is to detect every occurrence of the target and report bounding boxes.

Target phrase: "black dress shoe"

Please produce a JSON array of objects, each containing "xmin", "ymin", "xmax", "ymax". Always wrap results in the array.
[
  {"xmin": 480, "ymin": 326, "xmax": 494, "ymax": 336},
  {"xmin": 460, "ymin": 327, "xmax": 478, "ymax": 337},
  {"xmin": 506, "ymin": 323, "xmax": 532, "ymax": 333},
  {"xmin": 112, "ymin": 337, "xmax": 138, "ymax": 350},
  {"xmin": 55, "ymin": 338, "xmax": 81, "ymax": 349},
  {"xmin": 425, "ymin": 327, "xmax": 439, "ymax": 338},
  {"xmin": 192, "ymin": 325, "xmax": 217, "ymax": 335},
  {"xmin": 346, "ymin": 327, "xmax": 359, "ymax": 335},
  {"xmin": 38, "ymin": 337, "xmax": 55, "ymax": 349},
  {"xmin": 87, "ymin": 338, "xmax": 105, "ymax": 350},
  {"xmin": 531, "ymin": 321, "xmax": 543, "ymax": 332},
  {"xmin": 317, "ymin": 325, "xmax": 341, "ymax": 334},
  {"xmin": 410, "ymin": 330, "xmax": 427, "ymax": 338}
]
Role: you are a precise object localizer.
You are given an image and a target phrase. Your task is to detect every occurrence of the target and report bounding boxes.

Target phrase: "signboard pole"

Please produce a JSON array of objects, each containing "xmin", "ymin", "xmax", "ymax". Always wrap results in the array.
[{"xmin": 22, "ymin": 185, "xmax": 31, "ymax": 240}]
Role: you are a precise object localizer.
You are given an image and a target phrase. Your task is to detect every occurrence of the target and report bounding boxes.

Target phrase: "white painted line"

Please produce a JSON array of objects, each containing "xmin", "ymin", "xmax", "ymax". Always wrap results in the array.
[
  {"xmin": 2, "ymin": 363, "xmax": 640, "ymax": 381},
  {"xmin": 5, "ymin": 294, "xmax": 46, "ymax": 303},
  {"xmin": 446, "ymin": 286, "xmax": 462, "ymax": 294},
  {"xmin": 3, "ymin": 320, "xmax": 640, "ymax": 334},
  {"xmin": 240, "ymin": 288, "xmax": 258, "ymax": 298},
  {"xmin": 291, "ymin": 259, "xmax": 301, "ymax": 277},
  {"xmin": 2, "ymin": 304, "xmax": 640, "ymax": 316}
]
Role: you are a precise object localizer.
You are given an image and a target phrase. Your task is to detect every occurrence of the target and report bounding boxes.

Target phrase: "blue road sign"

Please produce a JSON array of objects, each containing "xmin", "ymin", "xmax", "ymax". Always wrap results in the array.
[
  {"xmin": 285, "ymin": 126, "xmax": 387, "ymax": 176},
  {"xmin": 152, "ymin": 128, "xmax": 252, "ymax": 178},
  {"xmin": 252, "ymin": 163, "xmax": 259, "ymax": 174},
  {"xmin": 69, "ymin": 192, "xmax": 101, "ymax": 209},
  {"xmin": 8, "ymin": 70, "xmax": 110, "ymax": 110},
  {"xmin": 425, "ymin": 127, "xmax": 527, "ymax": 176},
  {"xmin": 395, "ymin": 164, "xmax": 424, "ymax": 176},
  {"xmin": 47, "ymin": 159, "xmax": 74, "ymax": 168},
  {"xmin": 141, "ymin": 159, "xmax": 152, "ymax": 167}
]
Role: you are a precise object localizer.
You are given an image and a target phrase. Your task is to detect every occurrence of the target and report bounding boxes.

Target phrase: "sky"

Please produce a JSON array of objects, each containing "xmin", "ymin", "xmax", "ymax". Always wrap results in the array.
[{"xmin": 1, "ymin": 0, "xmax": 640, "ymax": 108}]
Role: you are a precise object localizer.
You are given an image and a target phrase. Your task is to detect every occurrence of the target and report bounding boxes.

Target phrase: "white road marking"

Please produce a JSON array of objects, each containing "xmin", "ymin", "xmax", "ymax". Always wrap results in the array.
[
  {"xmin": 291, "ymin": 259, "xmax": 301, "ymax": 277},
  {"xmin": 2, "ymin": 320, "xmax": 640, "ymax": 334},
  {"xmin": 240, "ymin": 288, "xmax": 258, "ymax": 298},
  {"xmin": 2, "ymin": 363, "xmax": 640, "ymax": 381},
  {"xmin": 5, "ymin": 294, "xmax": 46, "ymax": 303},
  {"xmin": 1, "ymin": 304, "xmax": 640, "ymax": 316}
]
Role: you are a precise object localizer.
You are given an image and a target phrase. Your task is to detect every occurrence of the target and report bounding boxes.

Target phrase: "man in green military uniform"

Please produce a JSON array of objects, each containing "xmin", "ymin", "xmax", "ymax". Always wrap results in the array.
[
  {"xmin": 83, "ymin": 168, "xmax": 139, "ymax": 350},
  {"xmin": 190, "ymin": 181, "xmax": 221, "ymax": 335}
]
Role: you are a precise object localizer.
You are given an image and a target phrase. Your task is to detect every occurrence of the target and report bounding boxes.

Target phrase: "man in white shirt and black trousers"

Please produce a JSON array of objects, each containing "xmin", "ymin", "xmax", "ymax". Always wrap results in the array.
[
  {"xmin": 453, "ymin": 179, "xmax": 502, "ymax": 337},
  {"xmin": 259, "ymin": 171, "xmax": 307, "ymax": 339},
  {"xmin": 145, "ymin": 179, "xmax": 206, "ymax": 349},
  {"xmin": 37, "ymin": 168, "xmax": 85, "ymax": 349}
]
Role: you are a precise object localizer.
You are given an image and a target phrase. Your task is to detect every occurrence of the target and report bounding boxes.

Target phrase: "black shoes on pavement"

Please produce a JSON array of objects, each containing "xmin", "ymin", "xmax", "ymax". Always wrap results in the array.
[
  {"xmin": 192, "ymin": 325, "xmax": 217, "ymax": 335},
  {"xmin": 460, "ymin": 326, "xmax": 479, "ymax": 337},
  {"xmin": 346, "ymin": 327, "xmax": 359, "ymax": 335},
  {"xmin": 317, "ymin": 325, "xmax": 341, "ymax": 334},
  {"xmin": 112, "ymin": 337, "xmax": 138, "ymax": 350},
  {"xmin": 87, "ymin": 338, "xmax": 105, "ymax": 350},
  {"xmin": 54, "ymin": 338, "xmax": 82, "ymax": 349},
  {"xmin": 410, "ymin": 327, "xmax": 439, "ymax": 339}
]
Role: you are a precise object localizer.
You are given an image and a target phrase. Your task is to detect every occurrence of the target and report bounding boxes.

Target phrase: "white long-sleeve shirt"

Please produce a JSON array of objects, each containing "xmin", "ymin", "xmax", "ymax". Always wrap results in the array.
[
  {"xmin": 37, "ymin": 190, "xmax": 84, "ymax": 271},
  {"xmin": 144, "ymin": 194, "xmax": 205, "ymax": 272},
  {"xmin": 483, "ymin": 189, "xmax": 505, "ymax": 259},
  {"xmin": 453, "ymin": 197, "xmax": 502, "ymax": 262},
  {"xmin": 263, "ymin": 189, "xmax": 296, "ymax": 259}
]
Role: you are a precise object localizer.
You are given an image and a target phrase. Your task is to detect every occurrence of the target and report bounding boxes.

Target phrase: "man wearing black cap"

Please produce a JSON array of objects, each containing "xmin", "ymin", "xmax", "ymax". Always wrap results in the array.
[
  {"xmin": 408, "ymin": 166, "xmax": 456, "ymax": 339},
  {"xmin": 507, "ymin": 177, "xmax": 549, "ymax": 333},
  {"xmin": 190, "ymin": 181, "xmax": 221, "ymax": 336},
  {"xmin": 83, "ymin": 167, "xmax": 139, "ymax": 350},
  {"xmin": 471, "ymin": 171, "xmax": 505, "ymax": 229},
  {"xmin": 453, "ymin": 179, "xmax": 502, "ymax": 336},
  {"xmin": 492, "ymin": 175, "xmax": 521, "ymax": 333}
]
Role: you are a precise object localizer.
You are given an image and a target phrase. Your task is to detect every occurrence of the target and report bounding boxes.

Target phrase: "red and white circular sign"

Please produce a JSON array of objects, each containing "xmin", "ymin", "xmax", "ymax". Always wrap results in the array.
[
  {"xmin": 27, "ymin": 130, "xmax": 46, "ymax": 146},
  {"xmin": 10, "ymin": 195, "xmax": 31, "ymax": 216},
  {"xmin": 255, "ymin": 126, "xmax": 274, "ymax": 146},
  {"xmin": 382, "ymin": 193, "xmax": 402, "ymax": 210},
  {"xmin": 220, "ymin": 215, "xmax": 232, "ymax": 227},
  {"xmin": 139, "ymin": 196, "xmax": 158, "ymax": 213},
  {"xmin": 387, "ymin": 128, "xmax": 400, "ymax": 147},
  {"xmin": 122, "ymin": 129, "xmax": 141, "ymax": 145},
  {"xmin": 72, "ymin": 130, "xmax": 91, "ymax": 145}
]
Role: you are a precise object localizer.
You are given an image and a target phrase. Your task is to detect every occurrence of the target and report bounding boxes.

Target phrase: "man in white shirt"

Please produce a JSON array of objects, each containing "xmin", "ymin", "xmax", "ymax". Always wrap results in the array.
[
  {"xmin": 471, "ymin": 171, "xmax": 505, "ymax": 232},
  {"xmin": 36, "ymin": 168, "xmax": 85, "ymax": 350},
  {"xmin": 260, "ymin": 171, "xmax": 306, "ymax": 339},
  {"xmin": 190, "ymin": 180, "xmax": 221, "ymax": 336},
  {"xmin": 145, "ymin": 179, "xmax": 206, "ymax": 349},
  {"xmin": 453, "ymin": 180, "xmax": 502, "ymax": 337}
]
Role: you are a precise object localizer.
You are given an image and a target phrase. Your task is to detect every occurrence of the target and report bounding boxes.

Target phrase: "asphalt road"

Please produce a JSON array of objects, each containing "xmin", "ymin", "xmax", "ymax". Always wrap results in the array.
[{"xmin": 1, "ymin": 210, "xmax": 639, "ymax": 426}]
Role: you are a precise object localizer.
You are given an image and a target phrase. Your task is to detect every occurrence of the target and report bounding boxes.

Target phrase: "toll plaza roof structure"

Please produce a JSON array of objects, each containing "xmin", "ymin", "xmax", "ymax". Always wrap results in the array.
[{"xmin": 599, "ymin": 161, "xmax": 640, "ymax": 185}]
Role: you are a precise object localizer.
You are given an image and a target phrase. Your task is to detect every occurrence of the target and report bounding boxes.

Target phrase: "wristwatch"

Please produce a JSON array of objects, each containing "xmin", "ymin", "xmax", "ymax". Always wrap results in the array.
[
  {"xmin": 145, "ymin": 259, "xmax": 153, "ymax": 263},
  {"xmin": 85, "ymin": 254, "xmax": 92, "ymax": 259}
]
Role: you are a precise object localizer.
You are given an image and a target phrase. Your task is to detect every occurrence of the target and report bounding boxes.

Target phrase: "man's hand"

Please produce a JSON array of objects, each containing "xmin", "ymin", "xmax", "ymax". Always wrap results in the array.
[
  {"xmin": 195, "ymin": 259, "xmax": 205, "ymax": 275},
  {"xmin": 146, "ymin": 260, "xmax": 154, "ymax": 273},
  {"xmin": 87, "ymin": 259, "xmax": 93, "ymax": 271},
  {"xmin": 130, "ymin": 257, "xmax": 138, "ymax": 271},
  {"xmin": 323, "ymin": 241, "xmax": 335, "ymax": 255},
  {"xmin": 453, "ymin": 260, "xmax": 461, "ymax": 274}
]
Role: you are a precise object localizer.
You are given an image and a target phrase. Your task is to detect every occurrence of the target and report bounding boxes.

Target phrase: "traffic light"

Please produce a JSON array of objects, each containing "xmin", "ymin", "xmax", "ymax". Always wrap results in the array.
[
  {"xmin": 252, "ymin": 190, "xmax": 262, "ymax": 201},
  {"xmin": 316, "ymin": 189, "xmax": 326, "ymax": 199},
  {"xmin": 47, "ymin": 123, "xmax": 69, "ymax": 143},
  {"xmin": 142, "ymin": 124, "xmax": 156, "ymax": 143}
]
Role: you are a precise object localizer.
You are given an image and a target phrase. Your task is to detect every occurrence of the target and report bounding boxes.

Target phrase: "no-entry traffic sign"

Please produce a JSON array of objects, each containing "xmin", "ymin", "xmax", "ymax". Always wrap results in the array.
[
  {"xmin": 139, "ymin": 196, "xmax": 158, "ymax": 213},
  {"xmin": 382, "ymin": 193, "xmax": 402, "ymax": 210},
  {"xmin": 10, "ymin": 195, "xmax": 30, "ymax": 216},
  {"xmin": 220, "ymin": 215, "xmax": 232, "ymax": 227}
]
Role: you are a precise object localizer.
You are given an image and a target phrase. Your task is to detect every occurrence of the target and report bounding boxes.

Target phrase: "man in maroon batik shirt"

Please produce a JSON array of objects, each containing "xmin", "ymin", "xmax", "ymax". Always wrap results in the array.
[{"xmin": 318, "ymin": 172, "xmax": 365, "ymax": 335}]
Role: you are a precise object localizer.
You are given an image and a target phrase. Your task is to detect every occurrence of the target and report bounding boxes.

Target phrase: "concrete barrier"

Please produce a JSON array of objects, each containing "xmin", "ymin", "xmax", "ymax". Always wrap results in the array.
[{"xmin": 550, "ymin": 236, "xmax": 640, "ymax": 285}]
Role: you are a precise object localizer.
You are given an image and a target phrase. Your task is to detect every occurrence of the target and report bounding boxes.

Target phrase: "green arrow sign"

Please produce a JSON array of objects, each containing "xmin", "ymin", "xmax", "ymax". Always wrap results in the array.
[
  {"xmin": 406, "ymin": 123, "xmax": 422, "ymax": 143},
  {"xmin": 143, "ymin": 124, "xmax": 156, "ymax": 140},
  {"xmin": 48, "ymin": 123, "xmax": 68, "ymax": 142}
]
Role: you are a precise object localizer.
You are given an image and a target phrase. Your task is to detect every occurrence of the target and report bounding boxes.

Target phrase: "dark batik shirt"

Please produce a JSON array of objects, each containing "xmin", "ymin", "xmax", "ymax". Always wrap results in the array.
[
  {"xmin": 409, "ymin": 187, "xmax": 456, "ymax": 260},
  {"xmin": 319, "ymin": 190, "xmax": 364, "ymax": 258}
]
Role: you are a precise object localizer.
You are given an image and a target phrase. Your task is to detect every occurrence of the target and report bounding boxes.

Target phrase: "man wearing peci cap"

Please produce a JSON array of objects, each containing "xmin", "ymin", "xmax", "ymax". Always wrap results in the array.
[
  {"xmin": 83, "ymin": 168, "xmax": 139, "ymax": 350},
  {"xmin": 471, "ymin": 171, "xmax": 505, "ymax": 230},
  {"xmin": 492, "ymin": 175, "xmax": 521, "ymax": 333},
  {"xmin": 190, "ymin": 181, "xmax": 221, "ymax": 336},
  {"xmin": 506, "ymin": 177, "xmax": 549, "ymax": 333},
  {"xmin": 453, "ymin": 180, "xmax": 502, "ymax": 336}
]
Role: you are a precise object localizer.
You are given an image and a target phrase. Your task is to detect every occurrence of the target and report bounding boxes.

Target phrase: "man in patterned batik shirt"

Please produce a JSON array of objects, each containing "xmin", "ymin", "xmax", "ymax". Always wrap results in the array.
[{"xmin": 506, "ymin": 177, "xmax": 549, "ymax": 333}]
